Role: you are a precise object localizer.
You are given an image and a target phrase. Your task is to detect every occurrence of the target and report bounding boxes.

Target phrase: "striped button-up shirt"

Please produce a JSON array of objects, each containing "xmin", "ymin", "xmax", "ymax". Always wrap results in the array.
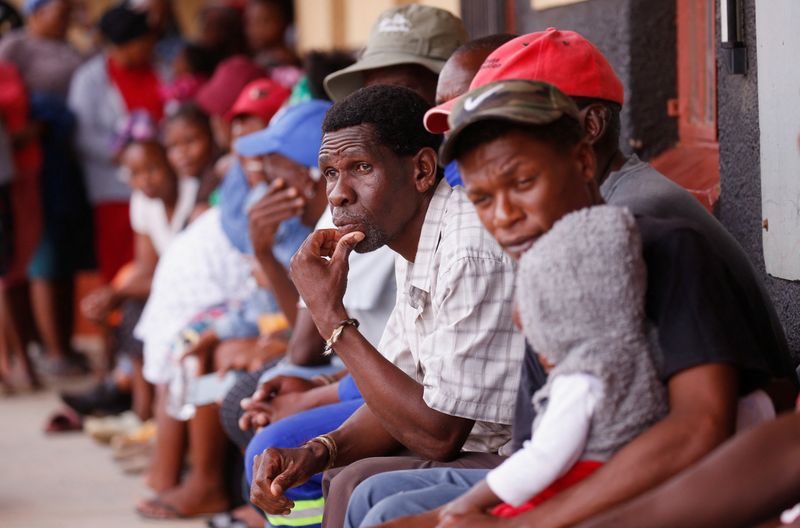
[{"xmin": 378, "ymin": 180, "xmax": 524, "ymax": 455}]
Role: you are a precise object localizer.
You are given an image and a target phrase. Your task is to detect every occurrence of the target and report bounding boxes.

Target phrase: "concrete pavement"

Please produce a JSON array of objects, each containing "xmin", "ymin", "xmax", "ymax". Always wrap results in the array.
[{"xmin": 0, "ymin": 387, "xmax": 205, "ymax": 528}]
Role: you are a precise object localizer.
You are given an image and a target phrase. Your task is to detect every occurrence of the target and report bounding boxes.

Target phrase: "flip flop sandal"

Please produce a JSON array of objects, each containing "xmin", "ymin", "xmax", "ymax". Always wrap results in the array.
[
  {"xmin": 84, "ymin": 411, "xmax": 142, "ymax": 444},
  {"xmin": 136, "ymin": 496, "xmax": 222, "ymax": 520},
  {"xmin": 111, "ymin": 420, "xmax": 157, "ymax": 451},
  {"xmin": 136, "ymin": 497, "xmax": 187, "ymax": 520},
  {"xmin": 119, "ymin": 452, "xmax": 151, "ymax": 475},
  {"xmin": 44, "ymin": 407, "xmax": 83, "ymax": 433},
  {"xmin": 112, "ymin": 438, "xmax": 153, "ymax": 461}
]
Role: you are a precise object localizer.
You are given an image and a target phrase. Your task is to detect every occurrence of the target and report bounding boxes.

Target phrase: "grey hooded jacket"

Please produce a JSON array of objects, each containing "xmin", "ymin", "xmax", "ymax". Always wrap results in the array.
[{"xmin": 517, "ymin": 205, "xmax": 668, "ymax": 462}]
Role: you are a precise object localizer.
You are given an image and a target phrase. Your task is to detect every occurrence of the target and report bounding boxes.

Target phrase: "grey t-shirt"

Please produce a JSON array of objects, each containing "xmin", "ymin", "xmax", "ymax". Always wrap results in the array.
[{"xmin": 0, "ymin": 30, "xmax": 83, "ymax": 98}]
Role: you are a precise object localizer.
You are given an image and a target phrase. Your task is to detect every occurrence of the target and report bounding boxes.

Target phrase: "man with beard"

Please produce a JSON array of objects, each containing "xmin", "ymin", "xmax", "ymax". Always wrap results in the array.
[{"xmin": 248, "ymin": 84, "xmax": 525, "ymax": 527}]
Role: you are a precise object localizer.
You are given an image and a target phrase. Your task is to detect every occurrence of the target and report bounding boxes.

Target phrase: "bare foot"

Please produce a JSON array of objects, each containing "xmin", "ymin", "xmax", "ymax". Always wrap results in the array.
[
  {"xmin": 136, "ymin": 477, "xmax": 229, "ymax": 519},
  {"xmin": 145, "ymin": 472, "xmax": 179, "ymax": 493}
]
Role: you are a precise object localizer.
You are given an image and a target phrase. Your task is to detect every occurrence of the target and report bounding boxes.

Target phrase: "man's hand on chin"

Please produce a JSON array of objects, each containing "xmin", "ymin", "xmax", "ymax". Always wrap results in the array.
[{"xmin": 289, "ymin": 228, "xmax": 363, "ymax": 337}]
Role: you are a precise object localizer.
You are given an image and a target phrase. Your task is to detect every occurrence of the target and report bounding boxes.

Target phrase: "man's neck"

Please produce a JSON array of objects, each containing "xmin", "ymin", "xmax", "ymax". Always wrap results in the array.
[
  {"xmin": 388, "ymin": 189, "xmax": 436, "ymax": 263},
  {"xmin": 595, "ymin": 149, "xmax": 628, "ymax": 187},
  {"xmin": 28, "ymin": 26, "xmax": 57, "ymax": 41}
]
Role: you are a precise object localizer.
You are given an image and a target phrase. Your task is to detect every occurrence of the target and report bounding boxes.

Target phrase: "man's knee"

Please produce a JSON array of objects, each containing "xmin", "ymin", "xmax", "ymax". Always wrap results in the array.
[
  {"xmin": 346, "ymin": 469, "xmax": 486, "ymax": 528},
  {"xmin": 324, "ymin": 457, "xmax": 376, "ymax": 502},
  {"xmin": 345, "ymin": 472, "xmax": 414, "ymax": 528},
  {"xmin": 359, "ymin": 490, "xmax": 449, "ymax": 527},
  {"xmin": 360, "ymin": 494, "xmax": 417, "ymax": 527}
]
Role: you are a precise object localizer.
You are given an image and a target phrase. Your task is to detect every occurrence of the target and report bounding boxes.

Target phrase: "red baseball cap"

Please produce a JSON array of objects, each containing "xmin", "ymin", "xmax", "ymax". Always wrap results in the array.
[
  {"xmin": 226, "ymin": 79, "xmax": 291, "ymax": 123},
  {"xmin": 195, "ymin": 55, "xmax": 267, "ymax": 117},
  {"xmin": 424, "ymin": 28, "xmax": 624, "ymax": 133}
]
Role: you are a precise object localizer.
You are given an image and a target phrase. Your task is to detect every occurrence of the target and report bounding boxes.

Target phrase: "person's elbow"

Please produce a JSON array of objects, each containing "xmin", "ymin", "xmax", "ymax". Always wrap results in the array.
[
  {"xmin": 673, "ymin": 407, "xmax": 735, "ymax": 463},
  {"xmin": 666, "ymin": 363, "xmax": 739, "ymax": 463},
  {"xmin": 413, "ymin": 439, "xmax": 462, "ymax": 462},
  {"xmin": 406, "ymin": 421, "xmax": 472, "ymax": 462}
]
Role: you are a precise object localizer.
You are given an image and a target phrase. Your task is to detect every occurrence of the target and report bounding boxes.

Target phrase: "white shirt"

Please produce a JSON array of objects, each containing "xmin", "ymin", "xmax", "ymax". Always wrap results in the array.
[
  {"xmin": 378, "ymin": 180, "xmax": 524, "ymax": 455},
  {"xmin": 486, "ymin": 373, "xmax": 604, "ymax": 506},
  {"xmin": 136, "ymin": 207, "xmax": 255, "ymax": 384},
  {"xmin": 129, "ymin": 177, "xmax": 199, "ymax": 256}
]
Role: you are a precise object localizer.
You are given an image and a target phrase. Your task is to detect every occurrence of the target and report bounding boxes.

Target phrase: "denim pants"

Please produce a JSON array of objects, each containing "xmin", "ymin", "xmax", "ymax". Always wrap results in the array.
[{"xmin": 346, "ymin": 467, "xmax": 490, "ymax": 527}]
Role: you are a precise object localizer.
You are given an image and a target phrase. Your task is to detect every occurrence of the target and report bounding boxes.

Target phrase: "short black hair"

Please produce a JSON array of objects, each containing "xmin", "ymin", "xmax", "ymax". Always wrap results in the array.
[
  {"xmin": 248, "ymin": 0, "xmax": 294, "ymax": 23},
  {"xmin": 198, "ymin": 6, "xmax": 247, "ymax": 57},
  {"xmin": 455, "ymin": 33, "xmax": 517, "ymax": 56},
  {"xmin": 181, "ymin": 43, "xmax": 225, "ymax": 77},
  {"xmin": 304, "ymin": 50, "xmax": 355, "ymax": 101},
  {"xmin": 163, "ymin": 102, "xmax": 213, "ymax": 140},
  {"xmin": 323, "ymin": 85, "xmax": 442, "ymax": 158},
  {"xmin": 0, "ymin": 1, "xmax": 22, "ymax": 37},
  {"xmin": 572, "ymin": 96, "xmax": 621, "ymax": 154},
  {"xmin": 450, "ymin": 116, "xmax": 584, "ymax": 162}
]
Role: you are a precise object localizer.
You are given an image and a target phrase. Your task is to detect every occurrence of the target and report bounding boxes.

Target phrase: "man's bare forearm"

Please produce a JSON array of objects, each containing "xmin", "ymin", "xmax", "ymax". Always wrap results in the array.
[
  {"xmin": 330, "ymin": 329, "xmax": 473, "ymax": 461},
  {"xmin": 329, "ymin": 404, "xmax": 403, "ymax": 466},
  {"xmin": 577, "ymin": 412, "xmax": 800, "ymax": 528}
]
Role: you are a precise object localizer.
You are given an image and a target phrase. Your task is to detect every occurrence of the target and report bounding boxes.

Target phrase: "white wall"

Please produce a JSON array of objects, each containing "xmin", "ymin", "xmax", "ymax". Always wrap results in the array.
[{"xmin": 756, "ymin": 0, "xmax": 800, "ymax": 280}]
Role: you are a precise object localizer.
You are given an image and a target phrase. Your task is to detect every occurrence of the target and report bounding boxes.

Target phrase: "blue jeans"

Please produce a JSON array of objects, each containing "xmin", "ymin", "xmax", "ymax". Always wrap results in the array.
[
  {"xmin": 346, "ymin": 468, "xmax": 489, "ymax": 527},
  {"xmin": 245, "ymin": 398, "xmax": 364, "ymax": 528}
]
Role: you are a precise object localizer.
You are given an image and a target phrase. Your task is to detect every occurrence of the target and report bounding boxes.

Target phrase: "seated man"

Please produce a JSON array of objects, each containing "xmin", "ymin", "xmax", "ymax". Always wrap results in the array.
[
  {"xmin": 349, "ymin": 78, "xmax": 797, "ymax": 527},
  {"xmin": 247, "ymin": 84, "xmax": 525, "ymax": 527}
]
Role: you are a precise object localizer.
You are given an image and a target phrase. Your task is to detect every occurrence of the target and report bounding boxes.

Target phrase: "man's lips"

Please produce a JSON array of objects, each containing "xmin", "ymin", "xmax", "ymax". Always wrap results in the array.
[
  {"xmin": 500, "ymin": 236, "xmax": 537, "ymax": 256},
  {"xmin": 333, "ymin": 222, "xmax": 364, "ymax": 235}
]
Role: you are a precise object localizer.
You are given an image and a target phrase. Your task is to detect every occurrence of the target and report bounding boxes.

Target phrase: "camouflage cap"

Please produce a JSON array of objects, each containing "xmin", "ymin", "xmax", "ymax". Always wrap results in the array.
[{"xmin": 439, "ymin": 79, "xmax": 581, "ymax": 164}]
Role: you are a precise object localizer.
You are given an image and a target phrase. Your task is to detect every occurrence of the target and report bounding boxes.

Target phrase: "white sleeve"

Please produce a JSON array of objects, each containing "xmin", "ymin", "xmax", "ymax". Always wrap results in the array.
[
  {"xmin": 129, "ymin": 192, "xmax": 148, "ymax": 235},
  {"xmin": 486, "ymin": 373, "xmax": 603, "ymax": 507}
]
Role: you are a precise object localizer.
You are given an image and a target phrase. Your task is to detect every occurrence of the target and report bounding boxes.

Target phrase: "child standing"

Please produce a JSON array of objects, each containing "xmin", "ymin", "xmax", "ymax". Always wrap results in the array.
[
  {"xmin": 81, "ymin": 111, "xmax": 197, "ymax": 324},
  {"xmin": 73, "ymin": 112, "xmax": 197, "ymax": 422},
  {"xmin": 438, "ymin": 205, "xmax": 668, "ymax": 523}
]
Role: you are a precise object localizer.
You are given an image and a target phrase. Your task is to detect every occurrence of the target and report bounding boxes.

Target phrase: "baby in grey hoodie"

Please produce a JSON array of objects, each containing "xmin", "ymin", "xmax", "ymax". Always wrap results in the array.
[{"xmin": 484, "ymin": 205, "xmax": 668, "ymax": 508}]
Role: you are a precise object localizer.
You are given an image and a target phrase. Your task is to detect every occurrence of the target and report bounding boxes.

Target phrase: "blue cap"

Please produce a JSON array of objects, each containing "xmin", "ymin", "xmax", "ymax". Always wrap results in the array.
[
  {"xmin": 444, "ymin": 161, "xmax": 462, "ymax": 187},
  {"xmin": 235, "ymin": 100, "xmax": 332, "ymax": 168},
  {"xmin": 24, "ymin": 0, "xmax": 54, "ymax": 15}
]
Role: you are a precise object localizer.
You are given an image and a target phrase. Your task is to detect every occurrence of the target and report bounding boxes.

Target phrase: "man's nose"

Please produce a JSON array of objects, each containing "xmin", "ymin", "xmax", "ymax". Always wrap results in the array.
[
  {"xmin": 492, "ymin": 192, "xmax": 523, "ymax": 229},
  {"xmin": 327, "ymin": 174, "xmax": 356, "ymax": 207}
]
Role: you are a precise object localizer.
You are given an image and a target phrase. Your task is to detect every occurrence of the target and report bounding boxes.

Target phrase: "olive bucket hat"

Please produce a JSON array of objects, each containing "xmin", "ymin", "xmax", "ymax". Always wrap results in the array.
[{"xmin": 323, "ymin": 4, "xmax": 468, "ymax": 101}]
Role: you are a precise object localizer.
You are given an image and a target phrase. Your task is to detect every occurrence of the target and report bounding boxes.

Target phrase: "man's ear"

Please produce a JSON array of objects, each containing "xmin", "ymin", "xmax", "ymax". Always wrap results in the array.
[
  {"xmin": 413, "ymin": 147, "xmax": 439, "ymax": 193},
  {"xmin": 581, "ymin": 104, "xmax": 611, "ymax": 146}
]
